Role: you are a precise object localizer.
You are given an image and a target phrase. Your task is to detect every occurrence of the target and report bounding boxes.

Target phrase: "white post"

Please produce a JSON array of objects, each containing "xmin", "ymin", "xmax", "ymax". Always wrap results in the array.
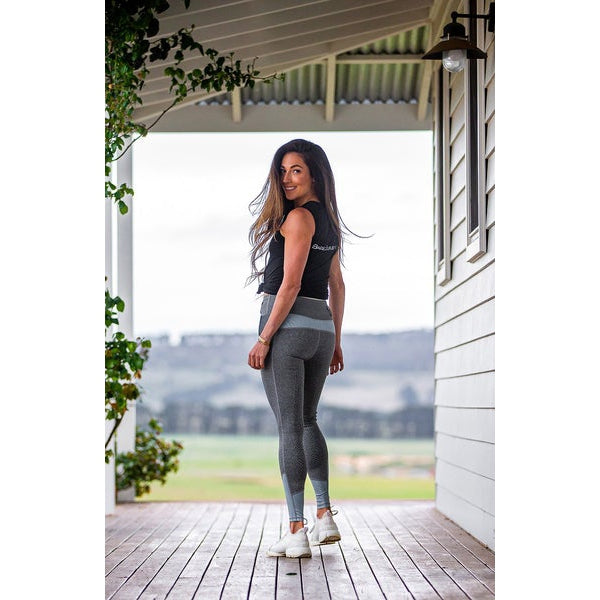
[
  {"xmin": 325, "ymin": 54, "xmax": 337, "ymax": 122},
  {"xmin": 116, "ymin": 144, "xmax": 136, "ymax": 503},
  {"xmin": 105, "ymin": 183, "xmax": 116, "ymax": 515}
]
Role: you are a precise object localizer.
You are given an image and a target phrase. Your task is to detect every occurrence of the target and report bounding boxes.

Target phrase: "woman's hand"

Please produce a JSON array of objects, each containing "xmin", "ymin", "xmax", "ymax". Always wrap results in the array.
[
  {"xmin": 329, "ymin": 344, "xmax": 344, "ymax": 375},
  {"xmin": 248, "ymin": 341, "xmax": 270, "ymax": 370}
]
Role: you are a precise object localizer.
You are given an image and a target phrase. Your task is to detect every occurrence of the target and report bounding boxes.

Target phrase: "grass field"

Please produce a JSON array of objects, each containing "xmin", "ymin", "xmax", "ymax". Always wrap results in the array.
[{"xmin": 140, "ymin": 434, "xmax": 435, "ymax": 502}]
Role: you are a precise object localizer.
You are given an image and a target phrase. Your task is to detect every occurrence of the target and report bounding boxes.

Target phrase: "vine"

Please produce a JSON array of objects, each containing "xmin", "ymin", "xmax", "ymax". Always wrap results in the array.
[
  {"xmin": 105, "ymin": 0, "xmax": 281, "ymax": 213},
  {"xmin": 105, "ymin": 0, "xmax": 281, "ymax": 471}
]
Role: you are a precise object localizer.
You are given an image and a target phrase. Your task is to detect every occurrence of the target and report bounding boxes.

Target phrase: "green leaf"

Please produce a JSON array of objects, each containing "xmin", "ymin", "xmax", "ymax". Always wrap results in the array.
[
  {"xmin": 118, "ymin": 200, "xmax": 129, "ymax": 215},
  {"xmin": 147, "ymin": 18, "xmax": 159, "ymax": 38}
]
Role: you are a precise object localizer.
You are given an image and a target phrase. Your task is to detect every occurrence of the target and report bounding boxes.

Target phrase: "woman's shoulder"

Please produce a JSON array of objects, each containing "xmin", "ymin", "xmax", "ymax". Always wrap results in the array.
[{"xmin": 280, "ymin": 205, "xmax": 316, "ymax": 237}]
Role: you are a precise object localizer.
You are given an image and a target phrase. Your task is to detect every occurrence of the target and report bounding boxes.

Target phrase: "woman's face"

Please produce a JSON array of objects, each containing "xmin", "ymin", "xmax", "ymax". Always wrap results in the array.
[{"xmin": 280, "ymin": 152, "xmax": 315, "ymax": 204}]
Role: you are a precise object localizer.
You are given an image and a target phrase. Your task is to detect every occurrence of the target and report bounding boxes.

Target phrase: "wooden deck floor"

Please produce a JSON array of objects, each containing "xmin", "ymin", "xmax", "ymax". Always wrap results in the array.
[{"xmin": 105, "ymin": 501, "xmax": 494, "ymax": 599}]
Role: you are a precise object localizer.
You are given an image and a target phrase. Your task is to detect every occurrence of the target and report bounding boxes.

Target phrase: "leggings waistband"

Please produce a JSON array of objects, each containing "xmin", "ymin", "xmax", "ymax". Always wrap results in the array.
[
  {"xmin": 260, "ymin": 293, "xmax": 332, "ymax": 320},
  {"xmin": 260, "ymin": 293, "xmax": 334, "ymax": 334}
]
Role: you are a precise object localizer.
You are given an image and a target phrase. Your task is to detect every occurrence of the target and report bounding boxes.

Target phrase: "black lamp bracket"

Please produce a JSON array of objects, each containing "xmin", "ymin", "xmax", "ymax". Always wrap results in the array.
[{"xmin": 451, "ymin": 2, "xmax": 495, "ymax": 33}]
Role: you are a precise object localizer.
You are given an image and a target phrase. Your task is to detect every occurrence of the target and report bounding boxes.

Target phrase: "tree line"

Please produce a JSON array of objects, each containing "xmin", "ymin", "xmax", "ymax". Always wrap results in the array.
[{"xmin": 137, "ymin": 400, "xmax": 433, "ymax": 439}]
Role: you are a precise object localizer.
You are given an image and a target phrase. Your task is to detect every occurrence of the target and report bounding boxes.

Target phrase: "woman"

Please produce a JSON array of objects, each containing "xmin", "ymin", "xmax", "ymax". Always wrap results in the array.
[{"xmin": 247, "ymin": 139, "xmax": 347, "ymax": 559}]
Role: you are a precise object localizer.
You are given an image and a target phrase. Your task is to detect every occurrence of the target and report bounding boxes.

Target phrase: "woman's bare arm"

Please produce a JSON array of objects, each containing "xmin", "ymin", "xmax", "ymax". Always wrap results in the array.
[{"xmin": 328, "ymin": 251, "xmax": 345, "ymax": 374}]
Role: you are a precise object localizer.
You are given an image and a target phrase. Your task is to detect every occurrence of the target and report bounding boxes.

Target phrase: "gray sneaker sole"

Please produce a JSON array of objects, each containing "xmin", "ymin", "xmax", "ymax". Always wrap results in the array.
[
  {"xmin": 266, "ymin": 548, "xmax": 312, "ymax": 558},
  {"xmin": 309, "ymin": 533, "xmax": 341, "ymax": 546}
]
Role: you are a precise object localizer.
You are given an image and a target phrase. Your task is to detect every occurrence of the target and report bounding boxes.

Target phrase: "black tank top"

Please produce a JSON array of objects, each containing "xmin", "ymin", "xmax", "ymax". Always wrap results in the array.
[{"xmin": 258, "ymin": 201, "xmax": 339, "ymax": 300}]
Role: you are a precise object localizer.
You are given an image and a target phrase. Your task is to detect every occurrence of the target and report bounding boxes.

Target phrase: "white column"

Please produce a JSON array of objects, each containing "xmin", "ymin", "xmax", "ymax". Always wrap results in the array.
[
  {"xmin": 105, "ymin": 184, "xmax": 116, "ymax": 515},
  {"xmin": 116, "ymin": 144, "xmax": 136, "ymax": 503},
  {"xmin": 232, "ymin": 86, "xmax": 242, "ymax": 122}
]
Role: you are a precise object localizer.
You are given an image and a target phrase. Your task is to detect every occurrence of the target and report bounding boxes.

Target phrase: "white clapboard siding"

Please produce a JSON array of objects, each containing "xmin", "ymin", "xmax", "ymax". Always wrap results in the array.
[
  {"xmin": 432, "ymin": 0, "xmax": 495, "ymax": 550},
  {"xmin": 436, "ymin": 486, "xmax": 495, "ymax": 550},
  {"xmin": 450, "ymin": 126, "xmax": 466, "ymax": 172},
  {"xmin": 436, "ymin": 372, "xmax": 495, "ymax": 409},
  {"xmin": 450, "ymin": 218, "xmax": 467, "ymax": 260},
  {"xmin": 450, "ymin": 101, "xmax": 465, "ymax": 144},
  {"xmin": 435, "ymin": 224, "xmax": 495, "ymax": 301},
  {"xmin": 435, "ymin": 335, "xmax": 494, "ymax": 379},
  {"xmin": 486, "ymin": 150, "xmax": 495, "ymax": 193},
  {"xmin": 435, "ymin": 432, "xmax": 495, "ymax": 477},
  {"xmin": 434, "ymin": 298, "xmax": 494, "ymax": 351},
  {"xmin": 436, "ymin": 459, "xmax": 495, "ymax": 516},
  {"xmin": 435, "ymin": 262, "xmax": 494, "ymax": 324},
  {"xmin": 485, "ymin": 113, "xmax": 494, "ymax": 158},
  {"xmin": 485, "ymin": 37, "xmax": 495, "ymax": 83},
  {"xmin": 450, "ymin": 156, "xmax": 466, "ymax": 199},
  {"xmin": 450, "ymin": 187, "xmax": 466, "ymax": 230},
  {"xmin": 486, "ymin": 188, "xmax": 495, "ymax": 228},
  {"xmin": 435, "ymin": 406, "xmax": 494, "ymax": 444},
  {"xmin": 449, "ymin": 70, "xmax": 464, "ymax": 114},
  {"xmin": 485, "ymin": 75, "xmax": 495, "ymax": 121}
]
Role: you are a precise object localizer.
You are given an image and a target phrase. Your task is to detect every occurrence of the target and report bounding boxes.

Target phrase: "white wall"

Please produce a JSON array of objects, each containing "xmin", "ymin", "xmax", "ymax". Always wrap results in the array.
[{"xmin": 432, "ymin": 0, "xmax": 495, "ymax": 550}]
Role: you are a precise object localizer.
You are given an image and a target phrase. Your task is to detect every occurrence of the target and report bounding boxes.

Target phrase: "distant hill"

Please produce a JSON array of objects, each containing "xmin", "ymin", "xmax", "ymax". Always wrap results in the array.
[{"xmin": 136, "ymin": 330, "xmax": 434, "ymax": 438}]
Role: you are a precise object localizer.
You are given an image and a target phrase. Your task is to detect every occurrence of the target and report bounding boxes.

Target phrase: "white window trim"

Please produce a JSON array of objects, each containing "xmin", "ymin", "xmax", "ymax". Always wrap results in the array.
[
  {"xmin": 465, "ymin": 0, "xmax": 487, "ymax": 262},
  {"xmin": 436, "ymin": 66, "xmax": 451, "ymax": 286}
]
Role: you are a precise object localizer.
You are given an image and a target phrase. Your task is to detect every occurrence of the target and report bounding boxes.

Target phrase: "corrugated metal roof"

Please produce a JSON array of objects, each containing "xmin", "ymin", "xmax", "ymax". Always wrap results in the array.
[
  {"xmin": 139, "ymin": 0, "xmax": 437, "ymax": 125},
  {"xmin": 198, "ymin": 27, "xmax": 429, "ymax": 108}
]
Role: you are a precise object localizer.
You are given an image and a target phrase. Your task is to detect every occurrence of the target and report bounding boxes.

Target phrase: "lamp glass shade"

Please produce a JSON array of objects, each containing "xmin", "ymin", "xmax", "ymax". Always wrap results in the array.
[{"xmin": 442, "ymin": 48, "xmax": 466, "ymax": 72}]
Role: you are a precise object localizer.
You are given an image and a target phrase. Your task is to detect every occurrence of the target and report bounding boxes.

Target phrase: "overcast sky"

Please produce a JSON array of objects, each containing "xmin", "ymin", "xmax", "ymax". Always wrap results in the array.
[{"xmin": 131, "ymin": 130, "xmax": 433, "ymax": 340}]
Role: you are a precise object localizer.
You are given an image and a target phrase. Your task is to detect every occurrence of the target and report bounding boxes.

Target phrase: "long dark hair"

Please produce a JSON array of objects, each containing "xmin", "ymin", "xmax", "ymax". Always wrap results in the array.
[{"xmin": 247, "ymin": 138, "xmax": 356, "ymax": 285}]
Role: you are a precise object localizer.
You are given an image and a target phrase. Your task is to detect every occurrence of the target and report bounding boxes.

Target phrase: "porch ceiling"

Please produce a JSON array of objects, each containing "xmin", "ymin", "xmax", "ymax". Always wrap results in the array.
[{"xmin": 139, "ymin": 0, "xmax": 458, "ymax": 132}]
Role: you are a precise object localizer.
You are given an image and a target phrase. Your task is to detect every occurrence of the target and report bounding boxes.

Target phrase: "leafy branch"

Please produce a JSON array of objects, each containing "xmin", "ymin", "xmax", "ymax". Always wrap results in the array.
[
  {"xmin": 105, "ymin": 0, "xmax": 282, "ymax": 214},
  {"xmin": 116, "ymin": 419, "xmax": 183, "ymax": 497},
  {"xmin": 105, "ymin": 289, "xmax": 152, "ymax": 463}
]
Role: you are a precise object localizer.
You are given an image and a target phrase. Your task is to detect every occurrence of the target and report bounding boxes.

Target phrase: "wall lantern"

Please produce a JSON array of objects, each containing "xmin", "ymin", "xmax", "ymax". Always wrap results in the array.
[{"xmin": 422, "ymin": 2, "xmax": 495, "ymax": 72}]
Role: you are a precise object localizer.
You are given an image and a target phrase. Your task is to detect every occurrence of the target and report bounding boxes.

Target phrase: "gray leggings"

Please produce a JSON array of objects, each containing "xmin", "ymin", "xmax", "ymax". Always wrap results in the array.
[{"xmin": 259, "ymin": 293, "xmax": 336, "ymax": 522}]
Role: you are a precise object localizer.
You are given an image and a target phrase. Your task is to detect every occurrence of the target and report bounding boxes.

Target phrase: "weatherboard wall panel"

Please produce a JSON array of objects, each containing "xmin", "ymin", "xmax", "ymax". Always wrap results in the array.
[
  {"xmin": 434, "ymin": 299, "xmax": 494, "ymax": 352},
  {"xmin": 435, "ymin": 262, "xmax": 494, "ymax": 324},
  {"xmin": 435, "ymin": 432, "xmax": 495, "ymax": 478},
  {"xmin": 486, "ymin": 150, "xmax": 495, "ymax": 194},
  {"xmin": 449, "ymin": 101, "xmax": 465, "ymax": 145},
  {"xmin": 449, "ymin": 126, "xmax": 466, "ymax": 172},
  {"xmin": 435, "ymin": 458, "xmax": 494, "ymax": 516},
  {"xmin": 436, "ymin": 485, "xmax": 495, "ymax": 550},
  {"xmin": 435, "ymin": 372, "xmax": 495, "ymax": 409},
  {"xmin": 485, "ymin": 75, "xmax": 495, "ymax": 122},
  {"xmin": 450, "ymin": 187, "xmax": 466, "ymax": 231},
  {"xmin": 450, "ymin": 156, "xmax": 466, "ymax": 200},
  {"xmin": 486, "ymin": 188, "xmax": 495, "ymax": 228},
  {"xmin": 449, "ymin": 70, "xmax": 464, "ymax": 115},
  {"xmin": 434, "ymin": 335, "xmax": 494, "ymax": 379},
  {"xmin": 485, "ymin": 113, "xmax": 494, "ymax": 158},
  {"xmin": 434, "ymin": 224, "xmax": 495, "ymax": 302},
  {"xmin": 435, "ymin": 406, "xmax": 494, "ymax": 444},
  {"xmin": 484, "ymin": 37, "xmax": 495, "ymax": 85},
  {"xmin": 432, "ymin": 5, "xmax": 495, "ymax": 550},
  {"xmin": 450, "ymin": 218, "xmax": 467, "ymax": 261}
]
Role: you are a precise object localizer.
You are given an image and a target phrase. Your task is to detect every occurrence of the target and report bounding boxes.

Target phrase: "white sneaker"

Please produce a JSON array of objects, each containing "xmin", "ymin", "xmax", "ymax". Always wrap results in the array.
[
  {"xmin": 308, "ymin": 509, "xmax": 341, "ymax": 546},
  {"xmin": 267, "ymin": 527, "xmax": 312, "ymax": 558}
]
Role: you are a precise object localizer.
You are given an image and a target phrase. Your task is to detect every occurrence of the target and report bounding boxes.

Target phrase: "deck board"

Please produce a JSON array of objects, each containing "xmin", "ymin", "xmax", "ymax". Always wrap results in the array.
[
  {"xmin": 397, "ymin": 505, "xmax": 495, "ymax": 595},
  {"xmin": 355, "ymin": 504, "xmax": 439, "ymax": 599},
  {"xmin": 389, "ymin": 505, "xmax": 493, "ymax": 599},
  {"xmin": 106, "ymin": 504, "xmax": 194, "ymax": 598},
  {"xmin": 106, "ymin": 501, "xmax": 494, "ymax": 599},
  {"xmin": 275, "ymin": 508, "xmax": 304, "ymax": 599}
]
